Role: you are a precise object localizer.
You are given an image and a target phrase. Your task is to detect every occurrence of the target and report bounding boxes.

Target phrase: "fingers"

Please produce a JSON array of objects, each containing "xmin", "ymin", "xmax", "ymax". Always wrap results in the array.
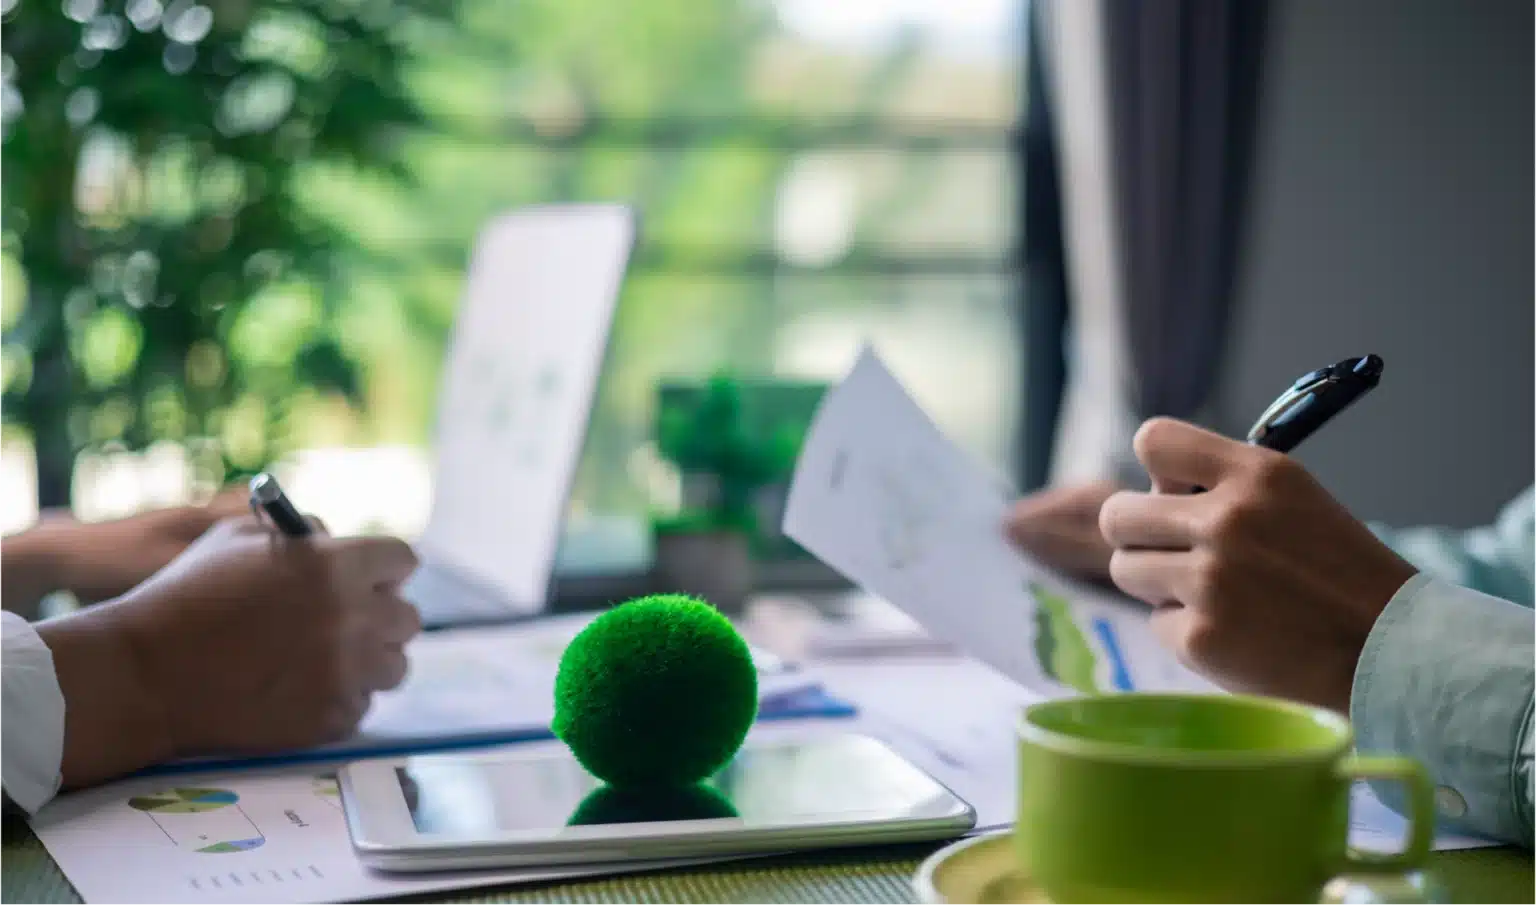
[
  {"xmin": 374, "ymin": 593, "xmax": 422, "ymax": 646},
  {"xmin": 1132, "ymin": 418, "xmax": 1243, "ymax": 492},
  {"xmin": 334, "ymin": 536, "xmax": 419, "ymax": 588},
  {"xmin": 361, "ymin": 645, "xmax": 410, "ymax": 692},
  {"xmin": 1107, "ymin": 549, "xmax": 1194, "ymax": 605},
  {"xmin": 1099, "ymin": 490, "xmax": 1203, "ymax": 550},
  {"xmin": 1005, "ymin": 483, "xmax": 1119, "ymax": 578}
]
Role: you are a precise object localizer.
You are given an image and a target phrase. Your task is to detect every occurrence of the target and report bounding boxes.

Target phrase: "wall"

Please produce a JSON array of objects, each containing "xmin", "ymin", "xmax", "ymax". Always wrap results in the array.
[{"xmin": 1213, "ymin": 0, "xmax": 1533, "ymax": 527}]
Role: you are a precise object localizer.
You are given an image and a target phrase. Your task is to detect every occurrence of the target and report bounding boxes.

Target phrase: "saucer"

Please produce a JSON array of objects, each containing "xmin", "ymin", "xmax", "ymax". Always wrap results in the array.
[
  {"xmin": 912, "ymin": 832, "xmax": 1048, "ymax": 904},
  {"xmin": 912, "ymin": 831, "xmax": 1444, "ymax": 904}
]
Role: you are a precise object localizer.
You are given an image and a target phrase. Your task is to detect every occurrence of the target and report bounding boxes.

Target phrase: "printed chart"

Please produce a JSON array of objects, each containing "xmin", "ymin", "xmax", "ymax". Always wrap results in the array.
[
  {"xmin": 311, "ymin": 776, "xmax": 344, "ymax": 812},
  {"xmin": 128, "ymin": 788, "xmax": 265, "ymax": 854}
]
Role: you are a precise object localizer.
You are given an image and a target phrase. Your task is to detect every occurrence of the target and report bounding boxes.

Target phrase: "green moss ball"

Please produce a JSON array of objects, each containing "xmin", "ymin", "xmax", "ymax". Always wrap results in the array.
[
  {"xmin": 567, "ymin": 783, "xmax": 738, "ymax": 826},
  {"xmin": 552, "ymin": 594, "xmax": 758, "ymax": 788}
]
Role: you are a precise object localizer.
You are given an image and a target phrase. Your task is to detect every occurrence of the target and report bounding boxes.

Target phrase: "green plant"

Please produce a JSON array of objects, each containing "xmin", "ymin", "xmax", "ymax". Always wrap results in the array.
[
  {"xmin": 654, "ymin": 372, "xmax": 800, "ymax": 534},
  {"xmin": 1, "ymin": 0, "xmax": 450, "ymax": 506}
]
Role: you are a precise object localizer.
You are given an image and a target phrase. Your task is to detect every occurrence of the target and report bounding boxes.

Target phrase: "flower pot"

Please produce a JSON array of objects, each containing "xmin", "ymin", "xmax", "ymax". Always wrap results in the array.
[{"xmin": 652, "ymin": 529, "xmax": 754, "ymax": 614}]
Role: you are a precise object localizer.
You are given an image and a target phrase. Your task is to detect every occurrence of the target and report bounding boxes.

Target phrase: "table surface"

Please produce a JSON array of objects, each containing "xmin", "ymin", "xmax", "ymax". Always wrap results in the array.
[
  {"xmin": 5, "ymin": 813, "xmax": 1531, "ymax": 903},
  {"xmin": 7, "ymin": 597, "xmax": 1533, "ymax": 902}
]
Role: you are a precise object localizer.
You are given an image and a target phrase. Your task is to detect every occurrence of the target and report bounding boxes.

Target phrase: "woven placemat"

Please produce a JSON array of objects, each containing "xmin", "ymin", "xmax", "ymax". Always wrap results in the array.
[
  {"xmin": 9, "ymin": 815, "xmax": 1530, "ymax": 904},
  {"xmin": 1, "ymin": 816, "xmax": 928, "ymax": 904}
]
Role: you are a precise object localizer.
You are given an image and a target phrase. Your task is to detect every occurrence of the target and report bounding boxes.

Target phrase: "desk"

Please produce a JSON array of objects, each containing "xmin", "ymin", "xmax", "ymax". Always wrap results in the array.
[
  {"xmin": 5, "ymin": 597, "xmax": 1532, "ymax": 903},
  {"xmin": 3, "ymin": 816, "xmax": 1531, "ymax": 903}
]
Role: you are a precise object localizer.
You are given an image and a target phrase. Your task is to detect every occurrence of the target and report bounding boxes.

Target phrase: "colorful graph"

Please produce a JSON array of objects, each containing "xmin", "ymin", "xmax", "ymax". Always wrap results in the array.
[
  {"xmin": 1027, "ymin": 583, "xmax": 1100, "ymax": 694},
  {"xmin": 128, "ymin": 787, "xmax": 265, "ymax": 854},
  {"xmin": 1091, "ymin": 618, "xmax": 1136, "ymax": 691},
  {"xmin": 128, "ymin": 788, "xmax": 239, "ymax": 814},
  {"xmin": 313, "ymin": 775, "xmax": 344, "ymax": 812}
]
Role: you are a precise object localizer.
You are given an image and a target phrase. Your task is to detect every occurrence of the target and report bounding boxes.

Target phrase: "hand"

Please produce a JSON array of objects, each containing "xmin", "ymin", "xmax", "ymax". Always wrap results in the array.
[
  {"xmin": 55, "ymin": 492, "xmax": 251, "ymax": 603},
  {"xmin": 1004, "ymin": 481, "xmax": 1120, "ymax": 582},
  {"xmin": 39, "ymin": 516, "xmax": 421, "ymax": 787},
  {"xmin": 1098, "ymin": 418, "xmax": 1417, "ymax": 712}
]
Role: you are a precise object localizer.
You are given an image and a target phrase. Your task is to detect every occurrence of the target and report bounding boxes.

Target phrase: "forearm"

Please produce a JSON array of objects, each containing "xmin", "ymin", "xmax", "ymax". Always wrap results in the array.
[
  {"xmin": 1, "ymin": 528, "xmax": 69, "ymax": 619},
  {"xmin": 1351, "ymin": 575, "xmax": 1534, "ymax": 846},
  {"xmin": 35, "ymin": 601, "xmax": 174, "ymax": 790}
]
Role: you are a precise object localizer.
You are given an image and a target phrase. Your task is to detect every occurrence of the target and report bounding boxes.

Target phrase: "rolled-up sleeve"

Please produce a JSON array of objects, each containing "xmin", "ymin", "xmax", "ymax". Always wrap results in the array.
[
  {"xmin": 1351, "ymin": 574, "xmax": 1534, "ymax": 846},
  {"xmin": 2, "ymin": 611, "xmax": 66, "ymax": 814}
]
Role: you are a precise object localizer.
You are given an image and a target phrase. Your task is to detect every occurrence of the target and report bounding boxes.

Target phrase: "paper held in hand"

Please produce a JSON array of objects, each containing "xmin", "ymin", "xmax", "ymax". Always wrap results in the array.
[{"xmin": 782, "ymin": 346, "xmax": 1216, "ymax": 698}]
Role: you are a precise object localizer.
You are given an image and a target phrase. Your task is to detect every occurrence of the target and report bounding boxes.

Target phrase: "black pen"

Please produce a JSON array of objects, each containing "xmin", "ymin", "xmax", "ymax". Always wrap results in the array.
[
  {"xmin": 1246, "ymin": 354, "xmax": 1383, "ymax": 453},
  {"xmin": 249, "ymin": 472, "xmax": 313, "ymax": 537},
  {"xmin": 1189, "ymin": 355, "xmax": 1382, "ymax": 493}
]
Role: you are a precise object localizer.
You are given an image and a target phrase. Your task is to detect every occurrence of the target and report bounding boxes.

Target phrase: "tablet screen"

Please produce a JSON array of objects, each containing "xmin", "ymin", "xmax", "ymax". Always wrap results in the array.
[{"xmin": 395, "ymin": 735, "xmax": 954, "ymax": 836}]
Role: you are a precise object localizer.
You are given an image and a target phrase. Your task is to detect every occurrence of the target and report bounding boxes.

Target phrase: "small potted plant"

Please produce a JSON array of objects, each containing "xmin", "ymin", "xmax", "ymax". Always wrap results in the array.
[{"xmin": 651, "ymin": 373, "xmax": 780, "ymax": 613}]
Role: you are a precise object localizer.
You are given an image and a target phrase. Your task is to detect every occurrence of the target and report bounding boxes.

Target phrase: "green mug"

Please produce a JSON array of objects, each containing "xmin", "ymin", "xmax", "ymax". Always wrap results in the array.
[{"xmin": 1016, "ymin": 693, "xmax": 1434, "ymax": 903}]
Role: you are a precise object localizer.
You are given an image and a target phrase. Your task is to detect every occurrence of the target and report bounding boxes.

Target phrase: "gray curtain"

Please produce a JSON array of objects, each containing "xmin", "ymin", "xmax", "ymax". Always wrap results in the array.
[{"xmin": 1103, "ymin": 0, "xmax": 1270, "ymax": 419}]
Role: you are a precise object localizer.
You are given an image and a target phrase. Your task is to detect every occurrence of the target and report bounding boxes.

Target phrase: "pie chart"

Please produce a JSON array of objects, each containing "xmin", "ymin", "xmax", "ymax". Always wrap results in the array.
[{"xmin": 127, "ymin": 788, "xmax": 239, "ymax": 814}]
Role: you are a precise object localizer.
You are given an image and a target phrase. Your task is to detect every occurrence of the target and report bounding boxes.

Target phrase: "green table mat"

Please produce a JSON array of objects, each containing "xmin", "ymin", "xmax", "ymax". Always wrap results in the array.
[{"xmin": 5, "ymin": 816, "xmax": 1530, "ymax": 903}]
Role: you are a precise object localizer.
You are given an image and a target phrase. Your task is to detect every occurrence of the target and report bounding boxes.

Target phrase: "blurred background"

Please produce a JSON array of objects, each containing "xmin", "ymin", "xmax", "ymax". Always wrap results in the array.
[{"xmin": 2, "ymin": 0, "xmax": 1530, "ymax": 590}]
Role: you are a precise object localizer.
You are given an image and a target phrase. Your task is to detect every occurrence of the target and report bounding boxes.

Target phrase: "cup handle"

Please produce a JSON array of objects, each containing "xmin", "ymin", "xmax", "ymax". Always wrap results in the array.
[{"xmin": 1337, "ymin": 755, "xmax": 1435, "ymax": 872}]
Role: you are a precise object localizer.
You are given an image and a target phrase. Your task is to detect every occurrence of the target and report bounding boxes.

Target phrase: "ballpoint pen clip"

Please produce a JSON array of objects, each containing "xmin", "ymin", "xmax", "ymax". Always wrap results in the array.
[{"xmin": 1246, "ymin": 373, "xmax": 1332, "ymax": 443}]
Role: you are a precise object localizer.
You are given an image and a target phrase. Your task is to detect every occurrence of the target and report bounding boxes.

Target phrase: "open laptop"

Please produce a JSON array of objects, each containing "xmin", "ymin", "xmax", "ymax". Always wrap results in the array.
[{"xmin": 402, "ymin": 204, "xmax": 636, "ymax": 627}]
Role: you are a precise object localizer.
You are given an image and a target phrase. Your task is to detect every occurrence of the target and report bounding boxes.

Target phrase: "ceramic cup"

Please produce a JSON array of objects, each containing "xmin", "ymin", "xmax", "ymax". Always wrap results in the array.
[{"xmin": 1015, "ymin": 693, "xmax": 1434, "ymax": 903}]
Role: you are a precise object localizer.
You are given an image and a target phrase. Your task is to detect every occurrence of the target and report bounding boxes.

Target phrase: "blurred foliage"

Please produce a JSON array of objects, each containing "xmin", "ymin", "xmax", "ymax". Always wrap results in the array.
[
  {"xmin": 1, "ymin": 0, "xmax": 1004, "ymax": 521},
  {"xmin": 0, "ymin": 0, "xmax": 799, "ymax": 510},
  {"xmin": 1, "ymin": 0, "xmax": 452, "ymax": 504}
]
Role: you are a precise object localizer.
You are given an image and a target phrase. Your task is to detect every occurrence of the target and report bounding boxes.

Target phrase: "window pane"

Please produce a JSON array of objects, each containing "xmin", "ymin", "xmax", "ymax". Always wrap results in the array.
[{"xmin": 571, "ymin": 271, "xmax": 1020, "ymax": 514}]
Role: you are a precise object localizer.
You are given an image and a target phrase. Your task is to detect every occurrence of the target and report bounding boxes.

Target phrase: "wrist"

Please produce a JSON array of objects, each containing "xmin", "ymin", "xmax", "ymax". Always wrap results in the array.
[{"xmin": 37, "ymin": 598, "xmax": 178, "ymax": 788}]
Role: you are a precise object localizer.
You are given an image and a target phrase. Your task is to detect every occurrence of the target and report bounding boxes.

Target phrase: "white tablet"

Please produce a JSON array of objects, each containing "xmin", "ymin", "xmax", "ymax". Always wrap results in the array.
[{"xmin": 339, "ymin": 733, "xmax": 975, "ymax": 872}]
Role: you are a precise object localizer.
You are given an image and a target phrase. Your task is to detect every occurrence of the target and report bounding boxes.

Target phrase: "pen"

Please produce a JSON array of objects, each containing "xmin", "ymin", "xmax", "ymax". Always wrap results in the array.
[
  {"xmin": 249, "ymin": 472, "xmax": 313, "ymax": 537},
  {"xmin": 1245, "ymin": 354, "xmax": 1383, "ymax": 453},
  {"xmin": 1190, "ymin": 355, "xmax": 1382, "ymax": 493}
]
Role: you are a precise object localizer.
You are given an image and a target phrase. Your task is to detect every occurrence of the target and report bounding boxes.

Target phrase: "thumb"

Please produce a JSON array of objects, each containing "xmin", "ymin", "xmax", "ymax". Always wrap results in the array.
[{"xmin": 1132, "ymin": 418, "xmax": 1241, "ymax": 492}]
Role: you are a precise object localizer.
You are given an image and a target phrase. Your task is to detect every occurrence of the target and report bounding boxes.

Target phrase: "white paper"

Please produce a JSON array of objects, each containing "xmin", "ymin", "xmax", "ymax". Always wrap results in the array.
[
  {"xmin": 783, "ymin": 348, "xmax": 1212, "ymax": 697},
  {"xmin": 816, "ymin": 657, "xmax": 1035, "ymax": 831},
  {"xmin": 781, "ymin": 348, "xmax": 1495, "ymax": 852},
  {"xmin": 29, "ymin": 749, "xmax": 708, "ymax": 905},
  {"xmin": 412, "ymin": 205, "xmax": 634, "ymax": 621}
]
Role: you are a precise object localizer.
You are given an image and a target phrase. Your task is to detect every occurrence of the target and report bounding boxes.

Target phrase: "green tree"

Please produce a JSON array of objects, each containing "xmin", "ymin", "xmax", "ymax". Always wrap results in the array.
[{"xmin": 2, "ymin": 0, "xmax": 448, "ymax": 507}]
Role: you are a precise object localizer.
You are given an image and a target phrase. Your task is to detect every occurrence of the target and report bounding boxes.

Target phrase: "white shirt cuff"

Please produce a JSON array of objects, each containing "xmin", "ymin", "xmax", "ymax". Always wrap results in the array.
[{"xmin": 2, "ymin": 611, "xmax": 65, "ymax": 814}]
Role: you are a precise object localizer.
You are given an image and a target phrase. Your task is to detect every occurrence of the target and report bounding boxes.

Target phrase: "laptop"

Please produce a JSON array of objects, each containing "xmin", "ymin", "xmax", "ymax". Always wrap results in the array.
[{"xmin": 402, "ymin": 204, "xmax": 636, "ymax": 627}]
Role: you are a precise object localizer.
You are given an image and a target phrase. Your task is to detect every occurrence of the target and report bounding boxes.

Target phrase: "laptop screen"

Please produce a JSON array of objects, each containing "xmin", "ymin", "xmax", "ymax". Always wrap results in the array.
[{"xmin": 407, "ymin": 205, "xmax": 635, "ymax": 623}]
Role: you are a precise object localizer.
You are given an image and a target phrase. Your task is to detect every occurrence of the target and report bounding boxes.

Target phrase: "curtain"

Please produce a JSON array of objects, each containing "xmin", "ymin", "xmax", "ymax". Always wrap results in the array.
[
  {"xmin": 1037, "ymin": 0, "xmax": 1269, "ymax": 483},
  {"xmin": 1016, "ymin": 0, "xmax": 1071, "ymax": 492},
  {"xmin": 1104, "ymin": 0, "xmax": 1270, "ymax": 419}
]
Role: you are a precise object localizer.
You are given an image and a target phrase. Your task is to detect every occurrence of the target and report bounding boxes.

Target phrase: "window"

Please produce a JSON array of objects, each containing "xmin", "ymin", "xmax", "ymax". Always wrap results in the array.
[{"xmin": 2, "ymin": 0, "xmax": 1027, "ymax": 584}]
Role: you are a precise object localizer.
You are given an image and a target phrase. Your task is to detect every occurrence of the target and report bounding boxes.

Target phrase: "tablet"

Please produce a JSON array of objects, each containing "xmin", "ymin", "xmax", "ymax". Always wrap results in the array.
[{"xmin": 339, "ymin": 733, "xmax": 975, "ymax": 872}]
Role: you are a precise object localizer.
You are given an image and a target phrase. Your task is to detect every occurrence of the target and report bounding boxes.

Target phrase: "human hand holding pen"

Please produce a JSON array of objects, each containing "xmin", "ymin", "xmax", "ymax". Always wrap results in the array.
[
  {"xmin": 1098, "ymin": 418, "xmax": 1416, "ymax": 713},
  {"xmin": 36, "ymin": 478, "xmax": 422, "ymax": 790},
  {"xmin": 1005, "ymin": 355, "xmax": 1415, "ymax": 711},
  {"xmin": 1006, "ymin": 355, "xmax": 1387, "ymax": 580}
]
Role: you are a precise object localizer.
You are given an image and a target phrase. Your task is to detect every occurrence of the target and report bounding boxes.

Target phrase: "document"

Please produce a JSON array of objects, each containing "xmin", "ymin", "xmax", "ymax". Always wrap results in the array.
[
  {"xmin": 783, "ymin": 348, "xmax": 1213, "ymax": 697},
  {"xmin": 30, "ymin": 750, "xmax": 710, "ymax": 905}
]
